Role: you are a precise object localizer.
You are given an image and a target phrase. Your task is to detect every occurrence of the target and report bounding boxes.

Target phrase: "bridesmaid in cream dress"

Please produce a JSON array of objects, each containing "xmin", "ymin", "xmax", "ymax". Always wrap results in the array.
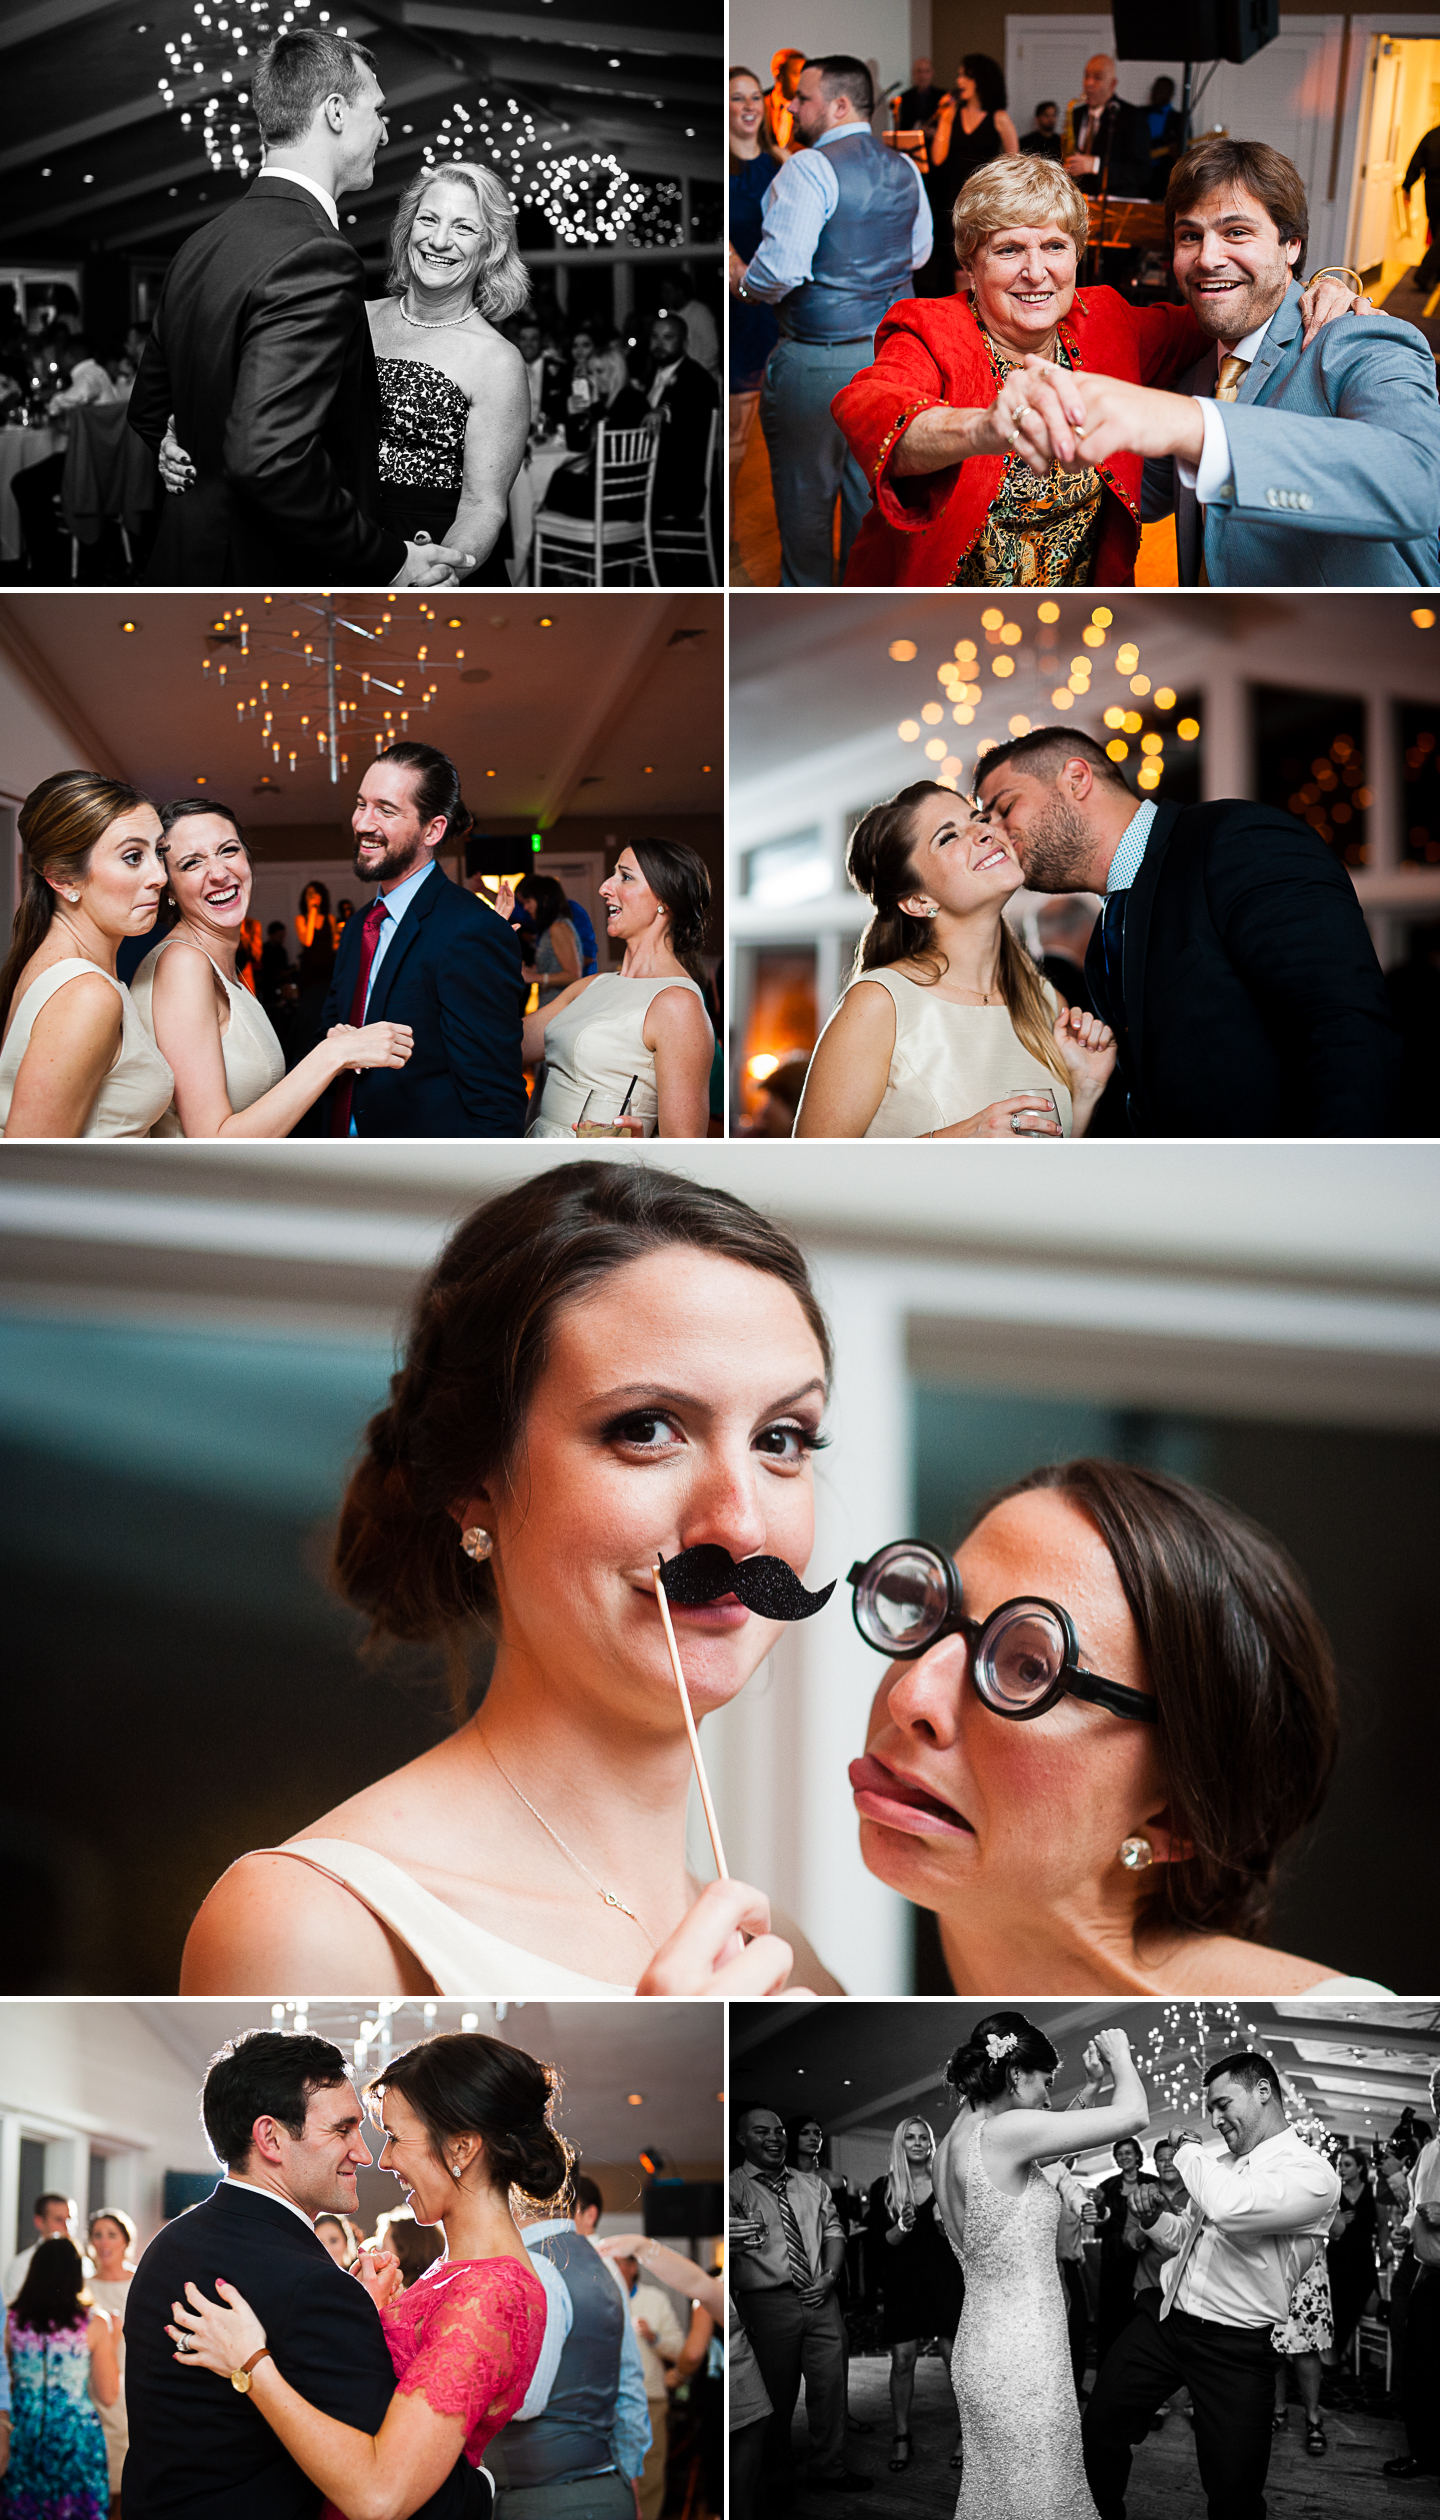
[
  {"xmin": 525, "ymin": 840, "xmax": 714, "ymax": 1138},
  {"xmin": 796, "ymin": 780, "xmax": 1115, "ymax": 1138},
  {"xmin": 0, "ymin": 773, "xmax": 173, "ymax": 1138},
  {"xmin": 131, "ymin": 798, "xmax": 414, "ymax": 1136}
]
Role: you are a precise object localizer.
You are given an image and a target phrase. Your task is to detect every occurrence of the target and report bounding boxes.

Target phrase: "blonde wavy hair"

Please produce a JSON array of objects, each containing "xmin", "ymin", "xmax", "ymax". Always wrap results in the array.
[
  {"xmin": 884, "ymin": 2117, "xmax": 936, "ymax": 2220},
  {"xmin": 952, "ymin": 153, "xmax": 1089, "ymax": 270},
  {"xmin": 846, "ymin": 779, "xmax": 1070, "ymax": 1090},
  {"xmin": 387, "ymin": 162, "xmax": 530, "ymax": 321}
]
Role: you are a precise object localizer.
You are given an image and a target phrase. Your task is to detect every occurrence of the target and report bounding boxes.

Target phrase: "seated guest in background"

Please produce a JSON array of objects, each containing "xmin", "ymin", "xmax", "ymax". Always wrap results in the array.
[
  {"xmin": 644, "ymin": 311, "xmax": 719, "ymax": 545},
  {"xmin": 514, "ymin": 315, "xmax": 568, "ymax": 436},
  {"xmin": 525, "ymin": 841, "xmax": 714, "ymax": 1138},
  {"xmin": 835, "ymin": 151, "xmax": 1359, "ymax": 587},
  {"xmin": 131, "ymin": 796, "xmax": 413, "ymax": 1136},
  {"xmin": 765, "ymin": 49, "xmax": 806, "ymax": 157},
  {"xmin": 541, "ymin": 339, "xmax": 648, "ymax": 518},
  {"xmin": 1032, "ymin": 137, "xmax": 1440, "ymax": 588},
  {"xmin": 667, "ymin": 272, "xmax": 721, "ymax": 379},
  {"xmin": 1063, "ymin": 55, "xmax": 1151, "ymax": 197},
  {"xmin": 1145, "ymin": 77, "xmax": 1184, "ymax": 195},
  {"xmin": 0, "ymin": 773, "xmax": 173, "ymax": 1139},
  {"xmin": 900, "ymin": 56, "xmax": 942, "ymax": 130},
  {"xmin": 1021, "ymin": 100, "xmax": 1063, "ymax": 162},
  {"xmin": 48, "ymin": 332, "xmax": 119, "ymax": 411},
  {"xmin": 795, "ymin": 778, "xmax": 1114, "ymax": 1138},
  {"xmin": 919, "ymin": 56, "xmax": 1019, "ymax": 298},
  {"xmin": 729, "ymin": 68, "xmax": 782, "ymax": 488},
  {"xmin": 974, "ymin": 724, "xmax": 1404, "ymax": 1136},
  {"xmin": 730, "ymin": 55, "xmax": 932, "ymax": 586}
]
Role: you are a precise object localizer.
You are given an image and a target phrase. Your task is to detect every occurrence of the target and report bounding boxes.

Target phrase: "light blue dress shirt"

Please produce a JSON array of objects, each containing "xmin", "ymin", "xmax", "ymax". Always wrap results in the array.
[
  {"xmin": 511, "ymin": 2221, "xmax": 652, "ymax": 2480},
  {"xmin": 743, "ymin": 123, "xmax": 932, "ymax": 304},
  {"xmin": 1105, "ymin": 796, "xmax": 1158, "ymax": 895}
]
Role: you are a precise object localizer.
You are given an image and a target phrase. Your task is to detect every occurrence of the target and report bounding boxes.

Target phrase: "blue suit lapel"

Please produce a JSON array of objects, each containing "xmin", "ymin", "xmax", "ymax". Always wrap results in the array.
[
  {"xmin": 364, "ymin": 870, "xmax": 440, "ymax": 1021},
  {"xmin": 1238, "ymin": 281, "xmax": 1303, "ymax": 399}
]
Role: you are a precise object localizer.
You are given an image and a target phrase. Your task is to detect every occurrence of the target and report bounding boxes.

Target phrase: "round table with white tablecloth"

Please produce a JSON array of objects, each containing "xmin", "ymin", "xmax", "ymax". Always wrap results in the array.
[{"xmin": 0, "ymin": 423, "xmax": 66, "ymax": 561}]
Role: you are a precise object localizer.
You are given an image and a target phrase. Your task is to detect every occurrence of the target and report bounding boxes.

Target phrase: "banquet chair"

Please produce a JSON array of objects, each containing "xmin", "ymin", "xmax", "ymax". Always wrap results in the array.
[
  {"xmin": 60, "ymin": 400, "xmax": 158, "ymax": 578},
  {"xmin": 532, "ymin": 424, "xmax": 659, "ymax": 585},
  {"xmin": 650, "ymin": 408, "xmax": 720, "ymax": 585}
]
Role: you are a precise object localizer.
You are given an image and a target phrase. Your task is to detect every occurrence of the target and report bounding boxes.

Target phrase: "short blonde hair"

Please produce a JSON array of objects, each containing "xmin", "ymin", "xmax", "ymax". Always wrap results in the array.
[
  {"xmin": 952, "ymin": 155, "xmax": 1089, "ymax": 269},
  {"xmin": 387, "ymin": 163, "xmax": 530, "ymax": 321}
]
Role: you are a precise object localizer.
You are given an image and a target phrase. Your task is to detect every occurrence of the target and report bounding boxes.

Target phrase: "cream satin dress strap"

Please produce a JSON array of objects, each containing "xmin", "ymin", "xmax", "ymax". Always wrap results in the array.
[
  {"xmin": 0, "ymin": 959, "xmax": 173, "ymax": 1137},
  {"xmin": 247, "ymin": 1839, "xmax": 636, "ymax": 1997},
  {"xmin": 131, "ymin": 934, "xmax": 286, "ymax": 1134},
  {"xmin": 821, "ymin": 966, "xmax": 1073, "ymax": 1139},
  {"xmin": 527, "ymin": 973, "xmax": 707, "ymax": 1138}
]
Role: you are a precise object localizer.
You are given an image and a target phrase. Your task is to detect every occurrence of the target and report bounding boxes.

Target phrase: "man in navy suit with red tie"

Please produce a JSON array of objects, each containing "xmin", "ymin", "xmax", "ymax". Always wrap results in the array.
[{"xmin": 320, "ymin": 741, "xmax": 527, "ymax": 1138}]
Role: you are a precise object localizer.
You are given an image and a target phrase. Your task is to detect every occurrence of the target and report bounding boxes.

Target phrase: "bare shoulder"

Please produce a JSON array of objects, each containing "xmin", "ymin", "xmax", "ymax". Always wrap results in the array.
[
  {"xmin": 645, "ymin": 983, "xmax": 713, "ymax": 1044},
  {"xmin": 769, "ymin": 1905, "xmax": 845, "ymax": 1997},
  {"xmin": 1161, "ymin": 1931, "xmax": 1354, "ymax": 1996},
  {"xmin": 180, "ymin": 1850, "xmax": 433, "ymax": 1994},
  {"xmin": 454, "ymin": 321, "xmax": 527, "ymax": 392},
  {"xmin": 26, "ymin": 965, "xmax": 123, "ymax": 1044},
  {"xmin": 829, "ymin": 977, "xmax": 900, "ymax": 1037},
  {"xmin": 151, "ymin": 935, "xmax": 219, "ymax": 1003}
]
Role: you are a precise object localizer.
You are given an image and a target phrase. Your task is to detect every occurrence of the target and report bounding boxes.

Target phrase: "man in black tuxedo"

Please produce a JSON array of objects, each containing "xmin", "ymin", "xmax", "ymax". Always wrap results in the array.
[
  {"xmin": 643, "ymin": 313, "xmax": 719, "ymax": 528},
  {"xmin": 976, "ymin": 726, "xmax": 1403, "ymax": 1136},
  {"xmin": 1063, "ymin": 55, "xmax": 1151, "ymax": 198},
  {"xmin": 124, "ymin": 2028, "xmax": 485, "ymax": 2520},
  {"xmin": 128, "ymin": 28, "xmax": 466, "ymax": 589},
  {"xmin": 320, "ymin": 739, "xmax": 527, "ymax": 1138}
]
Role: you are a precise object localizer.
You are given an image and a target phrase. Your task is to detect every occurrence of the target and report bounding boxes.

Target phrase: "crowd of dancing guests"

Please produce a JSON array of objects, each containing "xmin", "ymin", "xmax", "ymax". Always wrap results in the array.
[
  {"xmin": 729, "ymin": 2028, "xmax": 1440, "ymax": 2515},
  {"xmin": 0, "ymin": 759, "xmax": 721, "ymax": 1140},
  {"xmin": 0, "ymin": 2028, "xmax": 722, "ymax": 2520}
]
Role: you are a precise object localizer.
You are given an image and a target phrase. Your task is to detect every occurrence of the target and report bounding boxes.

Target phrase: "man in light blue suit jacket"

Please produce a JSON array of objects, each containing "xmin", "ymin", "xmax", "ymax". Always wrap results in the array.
[{"xmin": 1013, "ymin": 136, "xmax": 1440, "ymax": 586}]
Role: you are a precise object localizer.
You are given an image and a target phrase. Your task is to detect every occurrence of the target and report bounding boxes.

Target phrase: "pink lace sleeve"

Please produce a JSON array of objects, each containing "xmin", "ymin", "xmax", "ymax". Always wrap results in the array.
[{"xmin": 387, "ymin": 2259, "xmax": 547, "ymax": 2452}]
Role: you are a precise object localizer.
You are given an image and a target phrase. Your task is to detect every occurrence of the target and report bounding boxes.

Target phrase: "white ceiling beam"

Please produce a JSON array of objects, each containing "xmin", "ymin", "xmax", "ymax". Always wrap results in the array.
[
  {"xmin": 0, "ymin": 0, "xmax": 126, "ymax": 52},
  {"xmin": 404, "ymin": 4, "xmax": 720, "ymax": 60}
]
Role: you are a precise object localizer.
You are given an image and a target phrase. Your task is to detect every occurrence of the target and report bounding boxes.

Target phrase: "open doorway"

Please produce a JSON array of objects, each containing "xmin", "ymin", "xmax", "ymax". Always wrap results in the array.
[{"xmin": 1354, "ymin": 34, "xmax": 1440, "ymax": 317}]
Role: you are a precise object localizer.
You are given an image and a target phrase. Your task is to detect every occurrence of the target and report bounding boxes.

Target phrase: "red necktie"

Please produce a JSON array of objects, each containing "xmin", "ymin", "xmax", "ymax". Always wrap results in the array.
[{"xmin": 329, "ymin": 899, "xmax": 388, "ymax": 1137}]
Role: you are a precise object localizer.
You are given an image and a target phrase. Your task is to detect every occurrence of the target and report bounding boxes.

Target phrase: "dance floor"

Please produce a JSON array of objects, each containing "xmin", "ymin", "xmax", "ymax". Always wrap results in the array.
[{"xmin": 781, "ymin": 2349, "xmax": 1423, "ymax": 2516}]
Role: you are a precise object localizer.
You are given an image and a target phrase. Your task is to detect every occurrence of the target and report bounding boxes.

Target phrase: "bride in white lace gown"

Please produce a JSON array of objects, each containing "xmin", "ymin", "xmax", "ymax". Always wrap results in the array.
[{"xmin": 935, "ymin": 2017, "xmax": 1148, "ymax": 2520}]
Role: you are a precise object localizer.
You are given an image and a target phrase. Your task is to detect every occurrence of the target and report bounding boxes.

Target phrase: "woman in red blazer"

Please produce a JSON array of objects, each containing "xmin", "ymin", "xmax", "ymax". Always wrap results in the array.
[{"xmin": 833, "ymin": 152, "xmax": 1348, "ymax": 587}]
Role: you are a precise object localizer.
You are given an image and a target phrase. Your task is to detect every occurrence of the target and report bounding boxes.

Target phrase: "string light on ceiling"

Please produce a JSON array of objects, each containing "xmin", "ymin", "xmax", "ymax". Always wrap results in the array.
[
  {"xmin": 156, "ymin": 0, "xmax": 350, "ymax": 179},
  {"xmin": 422, "ymin": 92, "xmax": 542, "ymax": 186},
  {"xmin": 523, "ymin": 150, "xmax": 648, "ymax": 246},
  {"xmin": 197, "ymin": 594, "xmax": 471, "ymax": 785}
]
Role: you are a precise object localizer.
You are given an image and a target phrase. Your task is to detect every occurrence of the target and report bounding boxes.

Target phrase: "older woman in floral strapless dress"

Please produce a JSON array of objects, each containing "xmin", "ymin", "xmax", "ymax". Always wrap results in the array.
[{"xmin": 367, "ymin": 161, "xmax": 533, "ymax": 585}]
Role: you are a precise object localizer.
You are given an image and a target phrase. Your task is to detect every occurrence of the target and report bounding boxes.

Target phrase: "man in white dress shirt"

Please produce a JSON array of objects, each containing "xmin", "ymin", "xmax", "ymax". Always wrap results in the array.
[{"xmin": 1082, "ymin": 2049, "xmax": 1339, "ymax": 2520}]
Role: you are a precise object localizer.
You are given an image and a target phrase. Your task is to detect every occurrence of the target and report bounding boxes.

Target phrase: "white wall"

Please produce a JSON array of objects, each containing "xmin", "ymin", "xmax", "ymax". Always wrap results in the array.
[
  {"xmin": 0, "ymin": 2003, "xmax": 218, "ymax": 2262},
  {"xmin": 729, "ymin": 0, "xmax": 914, "ymax": 119},
  {"xmin": 0, "ymin": 636, "xmax": 106, "ymax": 940}
]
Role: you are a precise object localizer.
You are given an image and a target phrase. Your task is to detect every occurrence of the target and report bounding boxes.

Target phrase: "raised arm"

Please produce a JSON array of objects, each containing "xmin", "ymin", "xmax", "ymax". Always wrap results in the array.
[
  {"xmin": 148, "ymin": 937, "xmax": 411, "ymax": 1138},
  {"xmin": 646, "ymin": 983, "xmax": 714, "ymax": 1137},
  {"xmin": 1170, "ymin": 2136, "xmax": 1340, "ymax": 2237},
  {"xmin": 3, "ymin": 973, "xmax": 122, "ymax": 1137},
  {"xmin": 986, "ymin": 2029, "xmax": 1149, "ymax": 2175},
  {"xmin": 594, "ymin": 2240, "xmax": 723, "ymax": 2324}
]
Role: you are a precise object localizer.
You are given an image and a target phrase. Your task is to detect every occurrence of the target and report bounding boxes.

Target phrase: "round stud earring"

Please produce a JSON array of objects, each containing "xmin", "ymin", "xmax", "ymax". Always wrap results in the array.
[
  {"xmin": 1119, "ymin": 1835, "xmax": 1154, "ymax": 1871},
  {"xmin": 460, "ymin": 1526, "xmax": 493, "ymax": 1561},
  {"xmin": 66, "ymin": 890, "xmax": 81, "ymax": 902}
]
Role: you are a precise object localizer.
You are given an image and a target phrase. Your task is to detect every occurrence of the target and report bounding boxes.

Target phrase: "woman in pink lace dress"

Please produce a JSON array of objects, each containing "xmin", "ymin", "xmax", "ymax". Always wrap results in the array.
[{"xmin": 168, "ymin": 2032, "xmax": 562, "ymax": 2520}]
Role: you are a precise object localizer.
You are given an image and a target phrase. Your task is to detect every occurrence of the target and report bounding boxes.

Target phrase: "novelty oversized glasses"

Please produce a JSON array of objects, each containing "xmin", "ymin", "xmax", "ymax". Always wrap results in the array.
[{"xmin": 846, "ymin": 1540, "xmax": 1157, "ymax": 1724}]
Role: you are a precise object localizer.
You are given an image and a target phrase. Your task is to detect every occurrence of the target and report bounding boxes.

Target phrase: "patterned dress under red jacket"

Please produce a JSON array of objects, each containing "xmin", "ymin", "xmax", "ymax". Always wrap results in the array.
[{"xmin": 833, "ymin": 287, "xmax": 1205, "ymax": 586}]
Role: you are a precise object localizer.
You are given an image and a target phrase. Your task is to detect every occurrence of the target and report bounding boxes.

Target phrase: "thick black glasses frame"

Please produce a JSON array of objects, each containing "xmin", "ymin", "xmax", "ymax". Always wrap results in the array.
[{"xmin": 846, "ymin": 1541, "xmax": 1158, "ymax": 1724}]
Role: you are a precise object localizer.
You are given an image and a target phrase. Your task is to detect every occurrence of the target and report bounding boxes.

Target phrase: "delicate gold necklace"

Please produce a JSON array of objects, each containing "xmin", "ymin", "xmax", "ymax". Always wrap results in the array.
[{"xmin": 478, "ymin": 1733, "xmax": 653, "ymax": 1942}]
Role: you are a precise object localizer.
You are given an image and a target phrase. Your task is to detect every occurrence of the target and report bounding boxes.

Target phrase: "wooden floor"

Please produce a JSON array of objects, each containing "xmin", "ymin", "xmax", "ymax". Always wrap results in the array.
[{"xmin": 778, "ymin": 2348, "xmax": 1428, "ymax": 2515}]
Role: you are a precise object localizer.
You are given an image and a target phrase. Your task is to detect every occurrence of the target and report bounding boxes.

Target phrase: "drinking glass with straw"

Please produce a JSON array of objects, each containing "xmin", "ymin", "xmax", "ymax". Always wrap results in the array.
[{"xmin": 574, "ymin": 1077, "xmax": 645, "ymax": 1138}]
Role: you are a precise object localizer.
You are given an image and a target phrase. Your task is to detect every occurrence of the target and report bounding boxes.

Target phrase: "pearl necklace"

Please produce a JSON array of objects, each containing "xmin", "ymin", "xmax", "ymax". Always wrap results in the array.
[{"xmin": 398, "ymin": 297, "xmax": 477, "ymax": 332}]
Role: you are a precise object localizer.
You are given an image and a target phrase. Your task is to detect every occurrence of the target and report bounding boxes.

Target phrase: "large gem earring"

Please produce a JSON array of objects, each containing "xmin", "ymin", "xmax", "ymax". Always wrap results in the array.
[
  {"xmin": 1119, "ymin": 1835, "xmax": 1153, "ymax": 1871},
  {"xmin": 460, "ymin": 1526, "xmax": 493, "ymax": 1561}
]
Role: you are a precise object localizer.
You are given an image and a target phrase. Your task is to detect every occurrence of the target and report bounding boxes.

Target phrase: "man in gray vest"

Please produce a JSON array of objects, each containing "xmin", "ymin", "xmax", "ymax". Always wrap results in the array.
[
  {"xmin": 491, "ymin": 2200, "xmax": 650, "ymax": 2520},
  {"xmin": 729, "ymin": 54, "xmax": 931, "ymax": 585}
]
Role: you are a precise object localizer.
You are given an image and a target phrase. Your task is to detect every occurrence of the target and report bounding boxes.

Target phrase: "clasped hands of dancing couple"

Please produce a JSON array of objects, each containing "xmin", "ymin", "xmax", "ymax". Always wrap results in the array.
[{"xmin": 176, "ymin": 1163, "xmax": 1389, "ymax": 2003}]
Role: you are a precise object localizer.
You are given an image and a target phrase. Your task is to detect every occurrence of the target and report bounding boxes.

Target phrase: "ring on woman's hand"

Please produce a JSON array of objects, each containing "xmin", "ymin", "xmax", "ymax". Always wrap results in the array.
[{"xmin": 1010, "ymin": 1112, "xmax": 1023, "ymax": 1133}]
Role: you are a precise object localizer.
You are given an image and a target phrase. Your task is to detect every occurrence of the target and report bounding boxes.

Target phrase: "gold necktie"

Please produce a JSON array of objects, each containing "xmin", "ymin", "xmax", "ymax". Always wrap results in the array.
[{"xmin": 1214, "ymin": 353, "xmax": 1250, "ymax": 402}]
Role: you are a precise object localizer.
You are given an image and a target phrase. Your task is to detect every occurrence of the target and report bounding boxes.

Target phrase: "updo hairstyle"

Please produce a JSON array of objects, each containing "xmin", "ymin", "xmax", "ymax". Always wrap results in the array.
[
  {"xmin": 846, "ymin": 779, "xmax": 1067, "ymax": 1087},
  {"xmin": 368, "ymin": 2031, "xmax": 572, "ymax": 2207},
  {"xmin": 629, "ymin": 838, "xmax": 713, "ymax": 985},
  {"xmin": 945, "ymin": 2011, "xmax": 1059, "ymax": 2103},
  {"xmin": 334, "ymin": 1162, "xmax": 833, "ymax": 1643}
]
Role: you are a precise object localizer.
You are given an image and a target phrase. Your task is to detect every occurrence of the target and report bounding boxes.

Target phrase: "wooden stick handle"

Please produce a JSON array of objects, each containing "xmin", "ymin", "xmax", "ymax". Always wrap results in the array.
[{"xmin": 652, "ymin": 1560, "xmax": 729, "ymax": 1881}]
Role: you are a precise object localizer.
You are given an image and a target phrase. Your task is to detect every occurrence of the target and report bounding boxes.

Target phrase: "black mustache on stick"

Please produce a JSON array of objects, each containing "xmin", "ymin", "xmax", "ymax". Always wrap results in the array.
[{"xmin": 655, "ymin": 1545, "xmax": 836, "ymax": 1620}]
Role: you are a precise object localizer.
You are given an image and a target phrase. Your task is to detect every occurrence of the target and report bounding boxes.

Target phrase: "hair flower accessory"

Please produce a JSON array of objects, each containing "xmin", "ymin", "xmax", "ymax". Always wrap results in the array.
[{"xmin": 985, "ymin": 2032, "xmax": 1019, "ymax": 2063}]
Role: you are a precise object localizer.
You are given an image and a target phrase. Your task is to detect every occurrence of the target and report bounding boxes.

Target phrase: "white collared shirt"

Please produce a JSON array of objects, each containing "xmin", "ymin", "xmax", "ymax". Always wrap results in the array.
[
  {"xmin": 1180, "ymin": 308, "xmax": 1279, "ymax": 504},
  {"xmin": 1104, "ymin": 796, "xmax": 1158, "ymax": 895},
  {"xmin": 255, "ymin": 165, "xmax": 339, "ymax": 229},
  {"xmin": 647, "ymin": 358, "xmax": 682, "ymax": 410},
  {"xmin": 1150, "ymin": 2128, "xmax": 1339, "ymax": 2328},
  {"xmin": 221, "ymin": 2175, "xmax": 320, "ymax": 2236},
  {"xmin": 1406, "ymin": 2133, "xmax": 1440, "ymax": 2235}
]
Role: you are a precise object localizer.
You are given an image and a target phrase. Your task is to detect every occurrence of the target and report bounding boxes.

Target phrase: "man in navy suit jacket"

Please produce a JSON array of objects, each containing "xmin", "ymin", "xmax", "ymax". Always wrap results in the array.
[
  {"xmin": 977, "ymin": 725, "xmax": 1402, "ymax": 1137},
  {"xmin": 319, "ymin": 742, "xmax": 527, "ymax": 1138},
  {"xmin": 124, "ymin": 2029, "xmax": 485, "ymax": 2520}
]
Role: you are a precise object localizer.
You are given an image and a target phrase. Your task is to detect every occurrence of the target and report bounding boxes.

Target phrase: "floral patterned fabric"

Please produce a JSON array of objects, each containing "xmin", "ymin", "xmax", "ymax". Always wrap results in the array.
[
  {"xmin": 950, "ymin": 333, "xmax": 1102, "ymax": 588},
  {"xmin": 2, "ymin": 2317, "xmax": 109, "ymax": 2520},
  {"xmin": 1272, "ymin": 2251, "xmax": 1334, "ymax": 2356}
]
